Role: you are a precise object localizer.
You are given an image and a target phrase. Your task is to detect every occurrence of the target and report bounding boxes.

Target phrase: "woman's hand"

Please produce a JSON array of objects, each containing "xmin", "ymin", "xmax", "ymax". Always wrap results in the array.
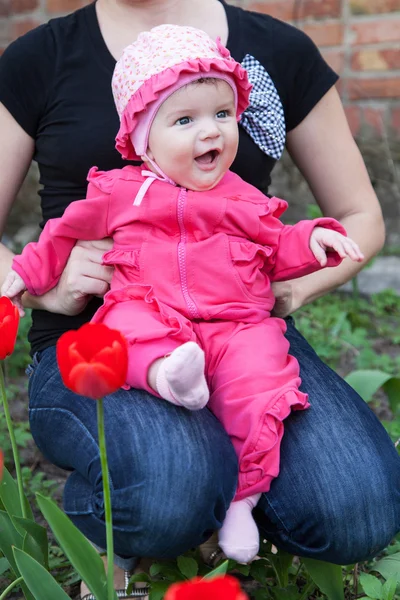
[{"xmin": 26, "ymin": 238, "xmax": 114, "ymax": 316}]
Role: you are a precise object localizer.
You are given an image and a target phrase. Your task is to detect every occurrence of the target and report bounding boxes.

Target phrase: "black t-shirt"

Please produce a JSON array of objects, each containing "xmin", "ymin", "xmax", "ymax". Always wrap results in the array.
[{"xmin": 0, "ymin": 0, "xmax": 338, "ymax": 353}]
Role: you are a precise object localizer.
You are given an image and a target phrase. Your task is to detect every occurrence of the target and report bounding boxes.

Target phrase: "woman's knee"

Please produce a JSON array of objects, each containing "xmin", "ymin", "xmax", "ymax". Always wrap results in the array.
[{"xmin": 256, "ymin": 452, "xmax": 400, "ymax": 565}]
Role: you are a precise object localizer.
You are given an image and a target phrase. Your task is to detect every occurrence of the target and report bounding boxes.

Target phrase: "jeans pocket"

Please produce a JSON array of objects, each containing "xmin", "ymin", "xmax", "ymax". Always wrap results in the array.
[{"xmin": 25, "ymin": 351, "xmax": 42, "ymax": 379}]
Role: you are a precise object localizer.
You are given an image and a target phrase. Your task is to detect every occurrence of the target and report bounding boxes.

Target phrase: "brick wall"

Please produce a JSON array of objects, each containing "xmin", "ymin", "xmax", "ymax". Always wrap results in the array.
[{"xmin": 0, "ymin": 0, "xmax": 399, "ymax": 139}]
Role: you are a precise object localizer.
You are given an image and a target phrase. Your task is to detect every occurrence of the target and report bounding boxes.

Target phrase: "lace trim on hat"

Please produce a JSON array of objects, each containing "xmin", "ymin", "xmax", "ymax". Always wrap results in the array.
[{"xmin": 115, "ymin": 57, "xmax": 252, "ymax": 161}]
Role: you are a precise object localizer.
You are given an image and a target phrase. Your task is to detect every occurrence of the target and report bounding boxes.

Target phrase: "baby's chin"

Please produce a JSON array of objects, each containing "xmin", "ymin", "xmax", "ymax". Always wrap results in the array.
[{"xmin": 183, "ymin": 173, "xmax": 226, "ymax": 192}]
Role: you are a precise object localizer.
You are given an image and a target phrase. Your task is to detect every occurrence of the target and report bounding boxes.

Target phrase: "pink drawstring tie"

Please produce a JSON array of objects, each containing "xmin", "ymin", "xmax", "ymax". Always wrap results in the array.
[{"xmin": 133, "ymin": 156, "xmax": 176, "ymax": 206}]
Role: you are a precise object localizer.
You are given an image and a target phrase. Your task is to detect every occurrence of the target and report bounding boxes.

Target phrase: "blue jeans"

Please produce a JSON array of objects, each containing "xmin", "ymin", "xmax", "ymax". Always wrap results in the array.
[{"xmin": 27, "ymin": 319, "xmax": 400, "ymax": 566}]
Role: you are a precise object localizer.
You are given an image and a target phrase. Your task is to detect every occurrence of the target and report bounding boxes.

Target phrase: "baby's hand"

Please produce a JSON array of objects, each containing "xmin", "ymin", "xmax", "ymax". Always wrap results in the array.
[
  {"xmin": 310, "ymin": 227, "xmax": 364, "ymax": 267},
  {"xmin": 1, "ymin": 271, "xmax": 27, "ymax": 316}
]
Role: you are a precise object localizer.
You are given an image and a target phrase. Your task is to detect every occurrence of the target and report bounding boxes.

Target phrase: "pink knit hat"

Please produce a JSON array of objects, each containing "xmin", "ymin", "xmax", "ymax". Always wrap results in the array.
[{"xmin": 112, "ymin": 24, "xmax": 252, "ymax": 161}]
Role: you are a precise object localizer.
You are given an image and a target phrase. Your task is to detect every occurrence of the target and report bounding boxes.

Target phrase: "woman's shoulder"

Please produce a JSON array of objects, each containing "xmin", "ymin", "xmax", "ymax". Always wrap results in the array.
[{"xmin": 3, "ymin": 4, "xmax": 92, "ymax": 59}]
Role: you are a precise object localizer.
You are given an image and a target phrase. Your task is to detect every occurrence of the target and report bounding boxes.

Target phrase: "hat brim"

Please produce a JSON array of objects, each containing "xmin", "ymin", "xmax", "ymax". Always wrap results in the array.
[{"xmin": 115, "ymin": 57, "xmax": 252, "ymax": 161}]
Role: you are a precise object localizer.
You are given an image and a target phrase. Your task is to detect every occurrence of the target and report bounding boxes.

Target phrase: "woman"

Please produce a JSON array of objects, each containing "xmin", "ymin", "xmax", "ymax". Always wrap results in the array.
[{"xmin": 0, "ymin": 0, "xmax": 399, "ymax": 596}]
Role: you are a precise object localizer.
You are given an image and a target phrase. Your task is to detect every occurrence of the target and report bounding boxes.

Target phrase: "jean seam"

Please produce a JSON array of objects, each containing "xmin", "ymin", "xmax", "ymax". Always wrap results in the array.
[{"xmin": 261, "ymin": 493, "xmax": 292, "ymax": 537}]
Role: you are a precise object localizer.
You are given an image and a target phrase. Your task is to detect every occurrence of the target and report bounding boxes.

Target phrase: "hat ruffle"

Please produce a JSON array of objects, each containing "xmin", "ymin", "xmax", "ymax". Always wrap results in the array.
[{"xmin": 115, "ymin": 57, "xmax": 252, "ymax": 161}]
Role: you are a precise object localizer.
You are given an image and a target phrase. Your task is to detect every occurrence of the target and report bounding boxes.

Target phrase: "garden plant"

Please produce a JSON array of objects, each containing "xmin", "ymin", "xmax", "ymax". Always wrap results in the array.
[{"xmin": 1, "ymin": 287, "xmax": 400, "ymax": 600}]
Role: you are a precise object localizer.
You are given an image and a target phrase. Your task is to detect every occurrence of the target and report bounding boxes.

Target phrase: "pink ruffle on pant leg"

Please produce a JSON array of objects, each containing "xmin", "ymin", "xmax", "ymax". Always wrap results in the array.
[{"xmin": 194, "ymin": 317, "xmax": 310, "ymax": 500}]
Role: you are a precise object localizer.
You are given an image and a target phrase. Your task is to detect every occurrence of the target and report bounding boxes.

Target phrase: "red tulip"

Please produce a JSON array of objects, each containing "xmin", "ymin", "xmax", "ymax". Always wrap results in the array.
[
  {"xmin": 56, "ymin": 323, "xmax": 128, "ymax": 399},
  {"xmin": 0, "ymin": 296, "xmax": 20, "ymax": 360},
  {"xmin": 164, "ymin": 576, "xmax": 249, "ymax": 600}
]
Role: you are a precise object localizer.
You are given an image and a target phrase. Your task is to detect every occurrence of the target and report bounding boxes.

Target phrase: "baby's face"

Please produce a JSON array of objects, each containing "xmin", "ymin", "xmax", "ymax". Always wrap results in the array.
[{"xmin": 147, "ymin": 80, "xmax": 239, "ymax": 191}]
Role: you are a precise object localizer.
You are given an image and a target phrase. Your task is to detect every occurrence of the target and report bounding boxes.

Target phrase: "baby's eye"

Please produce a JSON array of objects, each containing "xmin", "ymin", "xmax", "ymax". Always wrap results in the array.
[
  {"xmin": 216, "ymin": 110, "xmax": 229, "ymax": 119},
  {"xmin": 176, "ymin": 116, "xmax": 191, "ymax": 126}
]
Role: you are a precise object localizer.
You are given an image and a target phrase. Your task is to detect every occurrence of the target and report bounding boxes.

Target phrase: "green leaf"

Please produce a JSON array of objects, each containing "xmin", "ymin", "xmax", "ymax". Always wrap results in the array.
[
  {"xmin": 36, "ymin": 493, "xmax": 115, "ymax": 600},
  {"xmin": 149, "ymin": 561, "xmax": 183, "ymax": 581},
  {"xmin": 15, "ymin": 517, "xmax": 49, "ymax": 569},
  {"xmin": 271, "ymin": 584, "xmax": 303, "ymax": 600},
  {"xmin": 249, "ymin": 558, "xmax": 269, "ymax": 584},
  {"xmin": 230, "ymin": 561, "xmax": 250, "ymax": 576},
  {"xmin": 0, "ymin": 466, "xmax": 34, "ymax": 532},
  {"xmin": 13, "ymin": 547, "xmax": 71, "ymax": 600},
  {"xmin": 383, "ymin": 378, "xmax": 400, "ymax": 414},
  {"xmin": 0, "ymin": 557, "xmax": 9, "ymax": 576},
  {"xmin": 0, "ymin": 509, "xmax": 23, "ymax": 575},
  {"xmin": 0, "ymin": 511, "xmax": 35, "ymax": 600},
  {"xmin": 203, "ymin": 559, "xmax": 229, "ymax": 579},
  {"xmin": 268, "ymin": 549, "xmax": 294, "ymax": 587},
  {"xmin": 149, "ymin": 580, "xmax": 171, "ymax": 600},
  {"xmin": 126, "ymin": 572, "xmax": 152, "ymax": 594},
  {"xmin": 302, "ymin": 558, "xmax": 344, "ymax": 600},
  {"xmin": 359, "ymin": 573, "xmax": 383, "ymax": 599},
  {"xmin": 382, "ymin": 578, "xmax": 398, "ymax": 600},
  {"xmin": 177, "ymin": 555, "xmax": 198, "ymax": 579},
  {"xmin": 344, "ymin": 370, "xmax": 394, "ymax": 403},
  {"xmin": 372, "ymin": 553, "xmax": 400, "ymax": 584}
]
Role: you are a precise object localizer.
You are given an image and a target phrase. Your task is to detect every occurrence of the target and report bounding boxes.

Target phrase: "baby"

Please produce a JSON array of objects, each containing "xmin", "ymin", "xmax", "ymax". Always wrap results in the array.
[{"xmin": 2, "ymin": 24, "xmax": 363, "ymax": 563}]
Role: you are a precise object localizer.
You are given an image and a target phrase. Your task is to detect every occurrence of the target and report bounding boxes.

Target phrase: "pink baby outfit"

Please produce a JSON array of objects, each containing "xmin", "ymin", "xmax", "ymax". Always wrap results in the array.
[{"xmin": 13, "ymin": 165, "xmax": 346, "ymax": 500}]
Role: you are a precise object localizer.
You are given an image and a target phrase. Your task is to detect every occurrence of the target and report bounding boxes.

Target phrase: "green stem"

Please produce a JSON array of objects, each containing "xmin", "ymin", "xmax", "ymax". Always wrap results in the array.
[
  {"xmin": 0, "ymin": 577, "xmax": 23, "ymax": 600},
  {"xmin": 0, "ymin": 362, "xmax": 27, "ymax": 519},
  {"xmin": 97, "ymin": 398, "xmax": 114, "ymax": 600}
]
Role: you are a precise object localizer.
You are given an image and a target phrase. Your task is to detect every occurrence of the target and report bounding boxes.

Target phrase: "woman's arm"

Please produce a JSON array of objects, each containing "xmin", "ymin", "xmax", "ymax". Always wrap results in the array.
[
  {"xmin": 0, "ymin": 102, "xmax": 34, "ymax": 284},
  {"xmin": 272, "ymin": 86, "xmax": 385, "ymax": 317},
  {"xmin": 0, "ymin": 103, "xmax": 113, "ymax": 315}
]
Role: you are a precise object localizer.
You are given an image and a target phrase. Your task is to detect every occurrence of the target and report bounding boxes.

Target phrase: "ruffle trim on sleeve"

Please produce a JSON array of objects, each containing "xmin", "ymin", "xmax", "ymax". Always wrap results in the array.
[
  {"xmin": 235, "ymin": 387, "xmax": 310, "ymax": 501},
  {"xmin": 86, "ymin": 166, "xmax": 119, "ymax": 194},
  {"xmin": 267, "ymin": 196, "xmax": 288, "ymax": 219},
  {"xmin": 115, "ymin": 58, "xmax": 252, "ymax": 161}
]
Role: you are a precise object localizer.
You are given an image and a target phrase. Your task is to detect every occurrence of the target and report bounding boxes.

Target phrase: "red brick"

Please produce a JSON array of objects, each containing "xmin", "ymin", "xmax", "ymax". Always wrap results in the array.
[
  {"xmin": 344, "ymin": 105, "xmax": 361, "ymax": 136},
  {"xmin": 362, "ymin": 106, "xmax": 386, "ymax": 136},
  {"xmin": 346, "ymin": 77, "xmax": 400, "ymax": 100},
  {"xmin": 352, "ymin": 48, "xmax": 400, "ymax": 71},
  {"xmin": 350, "ymin": 18, "xmax": 400, "ymax": 45},
  {"xmin": 350, "ymin": 0, "xmax": 400, "ymax": 14},
  {"xmin": 249, "ymin": 1, "xmax": 295, "ymax": 21},
  {"xmin": 46, "ymin": 0, "xmax": 83, "ymax": 13},
  {"xmin": 248, "ymin": 0, "xmax": 341, "ymax": 21},
  {"xmin": 11, "ymin": 17, "xmax": 41, "ymax": 38},
  {"xmin": 321, "ymin": 49, "xmax": 345, "ymax": 73},
  {"xmin": 391, "ymin": 106, "xmax": 400, "ymax": 137},
  {"xmin": 11, "ymin": 0, "xmax": 38, "ymax": 12},
  {"xmin": 0, "ymin": 0, "xmax": 10, "ymax": 17},
  {"xmin": 302, "ymin": 22, "xmax": 344, "ymax": 47}
]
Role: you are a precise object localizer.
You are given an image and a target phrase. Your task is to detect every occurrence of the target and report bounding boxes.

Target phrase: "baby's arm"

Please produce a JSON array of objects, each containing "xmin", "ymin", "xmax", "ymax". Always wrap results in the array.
[
  {"xmin": 310, "ymin": 227, "xmax": 364, "ymax": 266},
  {"xmin": 12, "ymin": 188, "xmax": 111, "ymax": 297},
  {"xmin": 1, "ymin": 270, "xmax": 26, "ymax": 316}
]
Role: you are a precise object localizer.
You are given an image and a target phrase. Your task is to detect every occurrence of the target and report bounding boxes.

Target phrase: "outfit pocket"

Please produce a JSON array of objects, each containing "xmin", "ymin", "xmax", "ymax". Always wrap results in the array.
[{"xmin": 229, "ymin": 240, "xmax": 273, "ymax": 300}]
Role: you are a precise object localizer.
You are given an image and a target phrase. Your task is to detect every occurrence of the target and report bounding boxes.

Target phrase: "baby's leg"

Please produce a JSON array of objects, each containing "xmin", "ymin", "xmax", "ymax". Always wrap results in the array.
[
  {"xmin": 94, "ymin": 293, "xmax": 208, "ymax": 409},
  {"xmin": 218, "ymin": 493, "xmax": 261, "ymax": 563},
  {"xmin": 149, "ymin": 342, "xmax": 209, "ymax": 411}
]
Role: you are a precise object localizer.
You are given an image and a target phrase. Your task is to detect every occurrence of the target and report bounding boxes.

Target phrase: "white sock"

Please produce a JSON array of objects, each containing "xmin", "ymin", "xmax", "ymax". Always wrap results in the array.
[
  {"xmin": 156, "ymin": 342, "xmax": 209, "ymax": 410},
  {"xmin": 218, "ymin": 493, "xmax": 261, "ymax": 563}
]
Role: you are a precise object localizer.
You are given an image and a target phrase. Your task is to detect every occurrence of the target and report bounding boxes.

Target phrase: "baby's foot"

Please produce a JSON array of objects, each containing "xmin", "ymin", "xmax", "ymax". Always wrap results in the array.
[
  {"xmin": 218, "ymin": 494, "xmax": 261, "ymax": 563},
  {"xmin": 156, "ymin": 342, "xmax": 209, "ymax": 410}
]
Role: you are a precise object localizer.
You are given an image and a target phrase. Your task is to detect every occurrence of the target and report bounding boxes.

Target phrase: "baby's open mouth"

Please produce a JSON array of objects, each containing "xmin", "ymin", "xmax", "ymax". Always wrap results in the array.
[{"xmin": 195, "ymin": 149, "xmax": 220, "ymax": 164}]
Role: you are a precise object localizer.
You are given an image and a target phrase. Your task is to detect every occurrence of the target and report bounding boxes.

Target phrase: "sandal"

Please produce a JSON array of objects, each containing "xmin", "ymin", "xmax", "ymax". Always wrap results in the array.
[{"xmin": 80, "ymin": 569, "xmax": 149, "ymax": 599}]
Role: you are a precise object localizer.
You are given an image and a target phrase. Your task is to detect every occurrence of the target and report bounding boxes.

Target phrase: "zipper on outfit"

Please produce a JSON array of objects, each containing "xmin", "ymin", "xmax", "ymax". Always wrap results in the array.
[{"xmin": 177, "ymin": 188, "xmax": 201, "ymax": 319}]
